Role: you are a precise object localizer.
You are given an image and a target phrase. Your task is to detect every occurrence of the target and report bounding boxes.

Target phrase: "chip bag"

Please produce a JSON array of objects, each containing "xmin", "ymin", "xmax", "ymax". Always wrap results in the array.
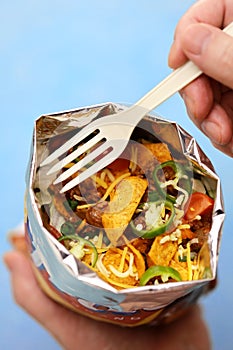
[{"xmin": 25, "ymin": 102, "xmax": 224, "ymax": 326}]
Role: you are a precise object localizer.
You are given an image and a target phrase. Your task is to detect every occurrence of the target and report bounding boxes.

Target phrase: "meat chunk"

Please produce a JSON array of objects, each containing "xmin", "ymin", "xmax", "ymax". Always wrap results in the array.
[{"xmin": 85, "ymin": 202, "xmax": 108, "ymax": 227}]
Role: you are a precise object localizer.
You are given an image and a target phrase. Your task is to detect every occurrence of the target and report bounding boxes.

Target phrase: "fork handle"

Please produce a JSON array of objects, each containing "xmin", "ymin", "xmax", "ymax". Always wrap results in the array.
[{"xmin": 134, "ymin": 21, "xmax": 233, "ymax": 112}]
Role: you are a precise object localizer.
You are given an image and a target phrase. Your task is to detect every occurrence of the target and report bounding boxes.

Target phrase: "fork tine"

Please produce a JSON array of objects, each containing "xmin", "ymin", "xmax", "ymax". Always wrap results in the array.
[
  {"xmin": 60, "ymin": 147, "xmax": 121, "ymax": 193},
  {"xmin": 40, "ymin": 123, "xmax": 100, "ymax": 167},
  {"xmin": 53, "ymin": 141, "xmax": 112, "ymax": 185},
  {"xmin": 46, "ymin": 131, "xmax": 104, "ymax": 175}
]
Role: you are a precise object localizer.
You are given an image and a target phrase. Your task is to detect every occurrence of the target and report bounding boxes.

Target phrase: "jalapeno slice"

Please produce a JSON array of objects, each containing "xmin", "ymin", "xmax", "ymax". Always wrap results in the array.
[
  {"xmin": 140, "ymin": 265, "xmax": 182, "ymax": 286},
  {"xmin": 153, "ymin": 160, "xmax": 192, "ymax": 206},
  {"xmin": 58, "ymin": 234, "xmax": 98, "ymax": 267},
  {"xmin": 130, "ymin": 200, "xmax": 175, "ymax": 239}
]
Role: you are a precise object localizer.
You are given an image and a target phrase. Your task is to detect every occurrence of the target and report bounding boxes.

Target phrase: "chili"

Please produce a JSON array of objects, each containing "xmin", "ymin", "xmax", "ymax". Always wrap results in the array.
[
  {"xmin": 140, "ymin": 265, "xmax": 182, "ymax": 286},
  {"xmin": 153, "ymin": 160, "xmax": 192, "ymax": 205},
  {"xmin": 58, "ymin": 234, "xmax": 98, "ymax": 267},
  {"xmin": 131, "ymin": 200, "xmax": 175, "ymax": 239}
]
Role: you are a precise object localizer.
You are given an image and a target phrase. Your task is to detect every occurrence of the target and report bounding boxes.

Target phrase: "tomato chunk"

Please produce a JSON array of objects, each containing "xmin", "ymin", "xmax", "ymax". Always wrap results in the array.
[
  {"xmin": 108, "ymin": 158, "xmax": 130, "ymax": 171},
  {"xmin": 185, "ymin": 192, "xmax": 214, "ymax": 220}
]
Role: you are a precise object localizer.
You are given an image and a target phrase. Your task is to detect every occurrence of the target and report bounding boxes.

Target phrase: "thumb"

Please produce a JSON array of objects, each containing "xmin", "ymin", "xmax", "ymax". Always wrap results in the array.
[
  {"xmin": 181, "ymin": 23, "xmax": 233, "ymax": 89},
  {"xmin": 3, "ymin": 251, "xmax": 69, "ymax": 328}
]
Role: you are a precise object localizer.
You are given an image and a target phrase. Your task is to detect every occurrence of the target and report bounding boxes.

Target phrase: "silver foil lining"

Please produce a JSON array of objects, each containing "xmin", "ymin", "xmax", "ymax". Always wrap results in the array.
[{"xmin": 25, "ymin": 102, "xmax": 225, "ymax": 312}]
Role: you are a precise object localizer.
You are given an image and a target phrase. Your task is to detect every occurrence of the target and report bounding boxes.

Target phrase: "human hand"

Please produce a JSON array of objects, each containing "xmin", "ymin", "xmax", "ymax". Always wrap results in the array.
[
  {"xmin": 3, "ymin": 233, "xmax": 211, "ymax": 350},
  {"xmin": 168, "ymin": 0, "xmax": 233, "ymax": 157}
]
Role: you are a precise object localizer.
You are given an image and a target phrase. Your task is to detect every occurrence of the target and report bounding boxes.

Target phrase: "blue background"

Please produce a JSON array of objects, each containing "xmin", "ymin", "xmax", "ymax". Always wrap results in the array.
[{"xmin": 1, "ymin": 1, "xmax": 233, "ymax": 349}]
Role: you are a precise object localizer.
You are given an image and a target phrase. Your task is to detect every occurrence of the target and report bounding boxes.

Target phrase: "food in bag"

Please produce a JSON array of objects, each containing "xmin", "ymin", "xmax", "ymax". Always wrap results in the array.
[
  {"xmin": 25, "ymin": 103, "xmax": 224, "ymax": 326},
  {"xmin": 44, "ymin": 137, "xmax": 214, "ymax": 290}
]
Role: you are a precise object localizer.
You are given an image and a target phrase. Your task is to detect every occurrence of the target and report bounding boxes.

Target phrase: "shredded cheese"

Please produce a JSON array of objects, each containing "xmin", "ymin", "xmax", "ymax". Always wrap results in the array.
[
  {"xmin": 73, "ymin": 194, "xmax": 85, "ymax": 201},
  {"xmin": 100, "ymin": 170, "xmax": 106, "ymax": 182},
  {"xmin": 189, "ymin": 238, "xmax": 199, "ymax": 245},
  {"xmin": 103, "ymin": 276, "xmax": 137, "ymax": 289},
  {"xmin": 178, "ymin": 224, "xmax": 190, "ymax": 230},
  {"xmin": 92, "ymin": 175, "xmax": 108, "ymax": 189},
  {"xmin": 186, "ymin": 242, "xmax": 192, "ymax": 281},
  {"xmin": 102, "ymin": 168, "xmax": 115, "ymax": 182},
  {"xmin": 118, "ymin": 247, "xmax": 128, "ymax": 273},
  {"xmin": 192, "ymin": 260, "xmax": 200, "ymax": 280},
  {"xmin": 173, "ymin": 208, "xmax": 184, "ymax": 227},
  {"xmin": 145, "ymin": 202, "xmax": 164, "ymax": 230},
  {"xmin": 63, "ymin": 162, "xmax": 75, "ymax": 168},
  {"xmin": 76, "ymin": 172, "xmax": 131, "ymax": 209},
  {"xmin": 160, "ymin": 229, "xmax": 181, "ymax": 244},
  {"xmin": 160, "ymin": 235, "xmax": 171, "ymax": 244},
  {"xmin": 76, "ymin": 219, "xmax": 86, "ymax": 232},
  {"xmin": 95, "ymin": 230, "xmax": 104, "ymax": 249},
  {"xmin": 109, "ymin": 265, "xmax": 130, "ymax": 278},
  {"xmin": 109, "ymin": 252, "xmax": 136, "ymax": 279},
  {"xmin": 178, "ymin": 244, "xmax": 185, "ymax": 260},
  {"xmin": 100, "ymin": 172, "xmax": 131, "ymax": 203},
  {"xmin": 161, "ymin": 178, "xmax": 189, "ymax": 206},
  {"xmin": 129, "ymin": 146, "xmax": 138, "ymax": 172},
  {"xmin": 96, "ymin": 254, "xmax": 110, "ymax": 277}
]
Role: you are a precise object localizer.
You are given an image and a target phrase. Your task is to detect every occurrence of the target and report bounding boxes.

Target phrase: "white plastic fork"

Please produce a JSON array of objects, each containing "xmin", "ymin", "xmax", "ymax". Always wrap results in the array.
[{"xmin": 41, "ymin": 22, "xmax": 233, "ymax": 193}]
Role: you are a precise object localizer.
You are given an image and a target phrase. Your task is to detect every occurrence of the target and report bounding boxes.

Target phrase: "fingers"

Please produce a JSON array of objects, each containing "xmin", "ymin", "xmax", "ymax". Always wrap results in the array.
[
  {"xmin": 4, "ymin": 234, "xmax": 73, "ymax": 331},
  {"xmin": 168, "ymin": 2, "xmax": 233, "ymax": 157},
  {"xmin": 3, "ymin": 250, "xmax": 212, "ymax": 350},
  {"xmin": 4, "ymin": 232, "xmax": 65, "ymax": 327},
  {"xmin": 168, "ymin": 0, "xmax": 228, "ymax": 68},
  {"xmin": 1, "ymin": 251, "xmax": 203, "ymax": 350},
  {"xmin": 179, "ymin": 23, "xmax": 233, "ymax": 89},
  {"xmin": 170, "ymin": 22, "xmax": 233, "ymax": 89},
  {"xmin": 3, "ymin": 251, "xmax": 82, "ymax": 340},
  {"xmin": 210, "ymin": 140, "xmax": 233, "ymax": 157},
  {"xmin": 180, "ymin": 74, "xmax": 233, "ymax": 155},
  {"xmin": 180, "ymin": 75, "xmax": 214, "ymax": 126},
  {"xmin": 181, "ymin": 77, "xmax": 233, "ymax": 147},
  {"xmin": 3, "ymin": 251, "xmax": 62, "ymax": 322},
  {"xmin": 201, "ymin": 103, "xmax": 233, "ymax": 150},
  {"xmin": 3, "ymin": 250, "xmax": 91, "ymax": 349}
]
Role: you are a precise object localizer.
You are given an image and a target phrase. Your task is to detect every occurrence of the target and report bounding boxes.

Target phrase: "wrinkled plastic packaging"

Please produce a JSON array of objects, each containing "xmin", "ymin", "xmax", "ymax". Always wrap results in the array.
[{"xmin": 25, "ymin": 102, "xmax": 225, "ymax": 326}]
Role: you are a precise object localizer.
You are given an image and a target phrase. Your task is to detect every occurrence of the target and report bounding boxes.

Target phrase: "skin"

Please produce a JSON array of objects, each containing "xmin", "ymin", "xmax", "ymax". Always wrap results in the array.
[
  {"xmin": 3, "ymin": 234, "xmax": 211, "ymax": 350},
  {"xmin": 168, "ymin": 0, "xmax": 233, "ymax": 157},
  {"xmin": 5, "ymin": 2, "xmax": 232, "ymax": 348}
]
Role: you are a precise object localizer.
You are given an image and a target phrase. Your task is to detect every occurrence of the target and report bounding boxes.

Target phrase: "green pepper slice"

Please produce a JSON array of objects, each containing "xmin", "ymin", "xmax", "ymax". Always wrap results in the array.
[
  {"xmin": 131, "ymin": 200, "xmax": 175, "ymax": 239},
  {"xmin": 60, "ymin": 221, "xmax": 77, "ymax": 235},
  {"xmin": 153, "ymin": 160, "xmax": 192, "ymax": 206},
  {"xmin": 140, "ymin": 265, "xmax": 182, "ymax": 286},
  {"xmin": 58, "ymin": 234, "xmax": 98, "ymax": 267}
]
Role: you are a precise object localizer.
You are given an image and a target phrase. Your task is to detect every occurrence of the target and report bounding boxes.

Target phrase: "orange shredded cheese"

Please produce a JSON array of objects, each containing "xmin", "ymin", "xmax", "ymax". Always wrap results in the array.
[
  {"xmin": 76, "ymin": 172, "xmax": 131, "ymax": 209},
  {"xmin": 118, "ymin": 247, "xmax": 128, "ymax": 273},
  {"xmin": 186, "ymin": 242, "xmax": 192, "ymax": 281}
]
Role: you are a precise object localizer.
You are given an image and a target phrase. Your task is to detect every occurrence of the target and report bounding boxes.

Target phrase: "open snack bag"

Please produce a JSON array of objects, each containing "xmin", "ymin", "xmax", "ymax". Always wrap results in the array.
[{"xmin": 25, "ymin": 102, "xmax": 225, "ymax": 326}]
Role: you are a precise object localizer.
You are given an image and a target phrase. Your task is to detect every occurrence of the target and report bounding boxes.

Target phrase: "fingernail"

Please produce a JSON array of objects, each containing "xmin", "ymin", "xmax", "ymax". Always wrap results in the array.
[
  {"xmin": 201, "ymin": 120, "xmax": 222, "ymax": 145},
  {"xmin": 185, "ymin": 25, "xmax": 212, "ymax": 55}
]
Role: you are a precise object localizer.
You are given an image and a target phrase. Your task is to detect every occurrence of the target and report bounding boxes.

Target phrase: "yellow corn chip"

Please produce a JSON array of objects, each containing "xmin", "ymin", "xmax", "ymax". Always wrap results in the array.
[
  {"xmin": 102, "ymin": 176, "xmax": 148, "ymax": 245},
  {"xmin": 169, "ymin": 259, "xmax": 188, "ymax": 281},
  {"xmin": 127, "ymin": 243, "xmax": 146, "ymax": 278},
  {"xmin": 147, "ymin": 236, "xmax": 178, "ymax": 267},
  {"xmin": 144, "ymin": 143, "xmax": 172, "ymax": 163},
  {"xmin": 99, "ymin": 248, "xmax": 138, "ymax": 289},
  {"xmin": 136, "ymin": 142, "xmax": 172, "ymax": 173}
]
